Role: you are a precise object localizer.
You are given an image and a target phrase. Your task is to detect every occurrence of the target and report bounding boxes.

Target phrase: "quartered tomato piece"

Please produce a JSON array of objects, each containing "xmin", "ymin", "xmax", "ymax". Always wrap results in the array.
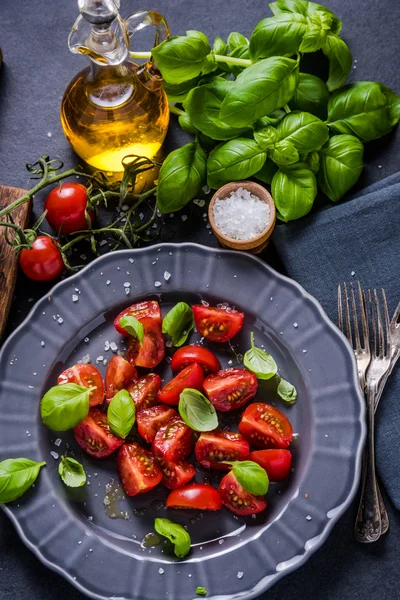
[
  {"xmin": 248, "ymin": 449, "xmax": 292, "ymax": 482},
  {"xmin": 152, "ymin": 417, "xmax": 194, "ymax": 463},
  {"xmin": 127, "ymin": 373, "xmax": 162, "ymax": 411},
  {"xmin": 74, "ymin": 408, "xmax": 124, "ymax": 458},
  {"xmin": 114, "ymin": 301, "xmax": 162, "ymax": 335},
  {"xmin": 157, "ymin": 363, "xmax": 204, "ymax": 406},
  {"xmin": 166, "ymin": 484, "xmax": 222, "ymax": 510},
  {"xmin": 117, "ymin": 443, "xmax": 162, "ymax": 496},
  {"xmin": 137, "ymin": 405, "xmax": 179, "ymax": 443},
  {"xmin": 219, "ymin": 471, "xmax": 267, "ymax": 516},
  {"xmin": 239, "ymin": 403, "xmax": 293, "ymax": 449},
  {"xmin": 105, "ymin": 356, "xmax": 137, "ymax": 402},
  {"xmin": 58, "ymin": 364, "xmax": 104, "ymax": 407},
  {"xmin": 195, "ymin": 430, "xmax": 249, "ymax": 470},
  {"xmin": 153, "ymin": 451, "xmax": 196, "ymax": 490},
  {"xmin": 192, "ymin": 304, "xmax": 244, "ymax": 342},
  {"xmin": 203, "ymin": 368, "xmax": 258, "ymax": 412},
  {"xmin": 171, "ymin": 345, "xmax": 220, "ymax": 374}
]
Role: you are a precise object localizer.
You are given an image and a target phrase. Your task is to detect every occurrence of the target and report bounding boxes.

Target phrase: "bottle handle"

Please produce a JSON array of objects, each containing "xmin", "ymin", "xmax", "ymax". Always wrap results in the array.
[{"xmin": 125, "ymin": 10, "xmax": 170, "ymax": 73}]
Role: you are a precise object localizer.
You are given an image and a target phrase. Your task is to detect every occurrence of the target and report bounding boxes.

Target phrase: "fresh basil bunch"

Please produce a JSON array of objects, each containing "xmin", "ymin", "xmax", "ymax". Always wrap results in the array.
[{"xmin": 148, "ymin": 1, "xmax": 400, "ymax": 222}]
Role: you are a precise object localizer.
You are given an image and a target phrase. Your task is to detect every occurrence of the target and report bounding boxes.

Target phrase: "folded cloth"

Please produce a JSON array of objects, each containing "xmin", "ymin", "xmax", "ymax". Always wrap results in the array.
[{"xmin": 272, "ymin": 172, "xmax": 400, "ymax": 509}]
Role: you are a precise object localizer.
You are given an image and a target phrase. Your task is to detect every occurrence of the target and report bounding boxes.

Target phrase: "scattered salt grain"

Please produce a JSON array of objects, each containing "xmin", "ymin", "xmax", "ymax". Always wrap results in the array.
[
  {"xmin": 181, "ymin": 215, "xmax": 188, "ymax": 222},
  {"xmin": 110, "ymin": 342, "xmax": 118, "ymax": 352},
  {"xmin": 50, "ymin": 451, "xmax": 59, "ymax": 460},
  {"xmin": 378, "ymin": 165, "xmax": 382, "ymax": 169},
  {"xmin": 84, "ymin": 337, "xmax": 90, "ymax": 343},
  {"xmin": 302, "ymin": 349, "xmax": 307, "ymax": 353},
  {"xmin": 237, "ymin": 572, "xmax": 244, "ymax": 579},
  {"xmin": 202, "ymin": 185, "xmax": 211, "ymax": 194},
  {"xmin": 351, "ymin": 271, "xmax": 355, "ymax": 276},
  {"xmin": 154, "ymin": 281, "xmax": 162, "ymax": 288},
  {"xmin": 213, "ymin": 188, "xmax": 270, "ymax": 240},
  {"xmin": 123, "ymin": 282, "xmax": 130, "ymax": 288},
  {"xmin": 164, "ymin": 271, "xmax": 171, "ymax": 281},
  {"xmin": 81, "ymin": 354, "xmax": 91, "ymax": 364},
  {"xmin": 80, "ymin": 254, "xmax": 87, "ymax": 261},
  {"xmin": 129, "ymin": 258, "xmax": 134, "ymax": 263},
  {"xmin": 158, "ymin": 568, "xmax": 165, "ymax": 575},
  {"xmin": 103, "ymin": 359, "xmax": 108, "ymax": 366},
  {"xmin": 54, "ymin": 438, "xmax": 62, "ymax": 447},
  {"xmin": 106, "ymin": 280, "xmax": 111, "ymax": 285},
  {"xmin": 72, "ymin": 294, "xmax": 79, "ymax": 303},
  {"xmin": 96, "ymin": 356, "xmax": 104, "ymax": 364},
  {"xmin": 218, "ymin": 539, "xmax": 224, "ymax": 545},
  {"xmin": 193, "ymin": 199, "xmax": 206, "ymax": 207},
  {"xmin": 47, "ymin": 132, "xmax": 52, "ymax": 137},
  {"xmin": 28, "ymin": 385, "xmax": 34, "ymax": 389},
  {"xmin": 306, "ymin": 515, "xmax": 312, "ymax": 521},
  {"xmin": 99, "ymin": 240, "xmax": 108, "ymax": 247},
  {"xmin": 166, "ymin": 340, "xmax": 173, "ymax": 348},
  {"xmin": 293, "ymin": 322, "xmax": 298, "ymax": 328},
  {"xmin": 104, "ymin": 341, "xmax": 110, "ymax": 351},
  {"xmin": 41, "ymin": 341, "xmax": 45, "ymax": 347}
]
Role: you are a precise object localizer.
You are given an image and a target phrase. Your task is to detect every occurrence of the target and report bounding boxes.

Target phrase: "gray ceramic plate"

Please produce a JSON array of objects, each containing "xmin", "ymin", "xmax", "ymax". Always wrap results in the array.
[{"xmin": 0, "ymin": 243, "xmax": 365, "ymax": 600}]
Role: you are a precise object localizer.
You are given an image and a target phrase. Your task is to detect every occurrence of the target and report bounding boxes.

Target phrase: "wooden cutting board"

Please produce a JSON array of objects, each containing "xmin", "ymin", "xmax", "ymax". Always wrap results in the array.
[{"xmin": 0, "ymin": 186, "xmax": 31, "ymax": 340}]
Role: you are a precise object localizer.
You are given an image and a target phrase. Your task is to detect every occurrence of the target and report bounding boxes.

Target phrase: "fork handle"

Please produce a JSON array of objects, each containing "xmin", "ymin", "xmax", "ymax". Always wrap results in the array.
[{"xmin": 354, "ymin": 383, "xmax": 382, "ymax": 542}]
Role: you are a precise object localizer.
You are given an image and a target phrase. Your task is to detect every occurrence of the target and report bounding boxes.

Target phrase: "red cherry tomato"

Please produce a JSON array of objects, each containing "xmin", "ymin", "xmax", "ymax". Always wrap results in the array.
[
  {"xmin": 117, "ymin": 443, "xmax": 162, "ymax": 496},
  {"xmin": 192, "ymin": 304, "xmax": 244, "ymax": 342},
  {"xmin": 203, "ymin": 368, "xmax": 258, "ymax": 412},
  {"xmin": 152, "ymin": 417, "xmax": 194, "ymax": 463},
  {"xmin": 105, "ymin": 356, "xmax": 137, "ymax": 402},
  {"xmin": 157, "ymin": 363, "xmax": 204, "ymax": 406},
  {"xmin": 219, "ymin": 471, "xmax": 267, "ymax": 516},
  {"xmin": 19, "ymin": 236, "xmax": 64, "ymax": 282},
  {"xmin": 153, "ymin": 452, "xmax": 196, "ymax": 490},
  {"xmin": 248, "ymin": 450, "xmax": 292, "ymax": 482},
  {"xmin": 166, "ymin": 484, "xmax": 222, "ymax": 510},
  {"xmin": 195, "ymin": 430, "xmax": 249, "ymax": 470},
  {"xmin": 136, "ymin": 405, "xmax": 179, "ymax": 443},
  {"xmin": 58, "ymin": 363, "xmax": 104, "ymax": 406},
  {"xmin": 127, "ymin": 374, "xmax": 162, "ymax": 411},
  {"xmin": 74, "ymin": 408, "xmax": 124, "ymax": 458},
  {"xmin": 171, "ymin": 345, "xmax": 220, "ymax": 374},
  {"xmin": 114, "ymin": 301, "xmax": 162, "ymax": 335},
  {"xmin": 44, "ymin": 183, "xmax": 94, "ymax": 235},
  {"xmin": 239, "ymin": 403, "xmax": 293, "ymax": 449}
]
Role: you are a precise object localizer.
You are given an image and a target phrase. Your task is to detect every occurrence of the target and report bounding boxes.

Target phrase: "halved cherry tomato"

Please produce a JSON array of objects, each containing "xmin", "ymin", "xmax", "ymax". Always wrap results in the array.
[
  {"xmin": 152, "ymin": 417, "xmax": 194, "ymax": 462},
  {"xmin": 127, "ymin": 373, "xmax": 161, "ymax": 412},
  {"xmin": 192, "ymin": 304, "xmax": 244, "ymax": 342},
  {"xmin": 114, "ymin": 301, "xmax": 162, "ymax": 335},
  {"xmin": 166, "ymin": 484, "xmax": 222, "ymax": 510},
  {"xmin": 203, "ymin": 368, "xmax": 258, "ymax": 412},
  {"xmin": 74, "ymin": 408, "xmax": 124, "ymax": 458},
  {"xmin": 105, "ymin": 356, "xmax": 137, "ymax": 402},
  {"xmin": 248, "ymin": 450, "xmax": 292, "ymax": 482},
  {"xmin": 117, "ymin": 443, "xmax": 162, "ymax": 496},
  {"xmin": 239, "ymin": 403, "xmax": 293, "ymax": 449},
  {"xmin": 58, "ymin": 363, "xmax": 104, "ymax": 407},
  {"xmin": 171, "ymin": 345, "xmax": 220, "ymax": 374},
  {"xmin": 136, "ymin": 405, "xmax": 179, "ymax": 443},
  {"xmin": 19, "ymin": 236, "xmax": 64, "ymax": 282},
  {"xmin": 157, "ymin": 363, "xmax": 204, "ymax": 406},
  {"xmin": 44, "ymin": 182, "xmax": 94, "ymax": 235},
  {"xmin": 195, "ymin": 430, "xmax": 249, "ymax": 470},
  {"xmin": 219, "ymin": 471, "xmax": 267, "ymax": 516},
  {"xmin": 153, "ymin": 451, "xmax": 196, "ymax": 490}
]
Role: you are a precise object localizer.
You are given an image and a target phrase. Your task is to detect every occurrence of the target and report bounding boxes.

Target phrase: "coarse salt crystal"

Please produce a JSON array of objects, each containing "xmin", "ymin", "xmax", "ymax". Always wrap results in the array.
[
  {"xmin": 154, "ymin": 281, "xmax": 162, "ymax": 287},
  {"xmin": 306, "ymin": 515, "xmax": 312, "ymax": 521},
  {"xmin": 123, "ymin": 282, "xmax": 130, "ymax": 288},
  {"xmin": 106, "ymin": 280, "xmax": 111, "ymax": 285},
  {"xmin": 129, "ymin": 258, "xmax": 134, "ymax": 263},
  {"xmin": 72, "ymin": 294, "xmax": 79, "ymax": 302},
  {"xmin": 164, "ymin": 271, "xmax": 171, "ymax": 281},
  {"xmin": 213, "ymin": 188, "xmax": 270, "ymax": 241},
  {"xmin": 41, "ymin": 341, "xmax": 45, "ymax": 347},
  {"xmin": 110, "ymin": 342, "xmax": 118, "ymax": 352},
  {"xmin": 58, "ymin": 317, "xmax": 64, "ymax": 324},
  {"xmin": 181, "ymin": 215, "xmax": 188, "ymax": 221},
  {"xmin": 99, "ymin": 240, "xmax": 107, "ymax": 247},
  {"xmin": 50, "ymin": 451, "xmax": 59, "ymax": 460},
  {"xmin": 96, "ymin": 356, "xmax": 104, "ymax": 364},
  {"xmin": 54, "ymin": 438, "xmax": 62, "ymax": 447},
  {"xmin": 158, "ymin": 568, "xmax": 164, "ymax": 575},
  {"xmin": 293, "ymin": 322, "xmax": 298, "ymax": 328},
  {"xmin": 193, "ymin": 199, "xmax": 205, "ymax": 207},
  {"xmin": 237, "ymin": 571, "xmax": 244, "ymax": 579}
]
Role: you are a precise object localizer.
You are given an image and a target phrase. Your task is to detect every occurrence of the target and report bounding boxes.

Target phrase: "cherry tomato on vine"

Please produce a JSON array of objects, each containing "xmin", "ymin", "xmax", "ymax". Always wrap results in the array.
[
  {"xmin": 203, "ymin": 368, "xmax": 258, "ymax": 412},
  {"xmin": 238, "ymin": 403, "xmax": 293, "ymax": 449},
  {"xmin": 170, "ymin": 345, "xmax": 220, "ymax": 374},
  {"xmin": 58, "ymin": 363, "xmax": 104, "ymax": 406},
  {"xmin": 192, "ymin": 304, "xmax": 244, "ymax": 342},
  {"xmin": 219, "ymin": 471, "xmax": 267, "ymax": 516},
  {"xmin": 136, "ymin": 405, "xmax": 179, "ymax": 443},
  {"xmin": 157, "ymin": 363, "xmax": 204, "ymax": 406},
  {"xmin": 248, "ymin": 449, "xmax": 292, "ymax": 482},
  {"xmin": 166, "ymin": 484, "xmax": 222, "ymax": 510},
  {"xmin": 74, "ymin": 408, "xmax": 124, "ymax": 458},
  {"xmin": 44, "ymin": 183, "xmax": 94, "ymax": 234},
  {"xmin": 105, "ymin": 356, "xmax": 137, "ymax": 402},
  {"xmin": 19, "ymin": 236, "xmax": 64, "ymax": 282},
  {"xmin": 117, "ymin": 443, "xmax": 162, "ymax": 496},
  {"xmin": 195, "ymin": 430, "xmax": 249, "ymax": 470}
]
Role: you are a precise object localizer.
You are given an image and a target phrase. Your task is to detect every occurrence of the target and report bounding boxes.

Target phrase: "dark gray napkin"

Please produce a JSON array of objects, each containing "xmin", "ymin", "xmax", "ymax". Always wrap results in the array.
[{"xmin": 272, "ymin": 173, "xmax": 400, "ymax": 509}]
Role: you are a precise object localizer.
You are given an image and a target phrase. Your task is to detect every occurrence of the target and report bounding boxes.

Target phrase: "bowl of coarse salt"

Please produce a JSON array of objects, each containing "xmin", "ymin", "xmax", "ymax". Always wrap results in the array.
[{"xmin": 208, "ymin": 181, "xmax": 276, "ymax": 253}]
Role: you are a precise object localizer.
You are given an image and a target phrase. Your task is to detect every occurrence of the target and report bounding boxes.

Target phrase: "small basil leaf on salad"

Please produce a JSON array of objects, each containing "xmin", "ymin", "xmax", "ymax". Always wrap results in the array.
[
  {"xmin": 179, "ymin": 388, "xmax": 219, "ymax": 432},
  {"xmin": 0, "ymin": 458, "xmax": 46, "ymax": 503},
  {"xmin": 232, "ymin": 460, "xmax": 269, "ymax": 496},
  {"xmin": 107, "ymin": 389, "xmax": 136, "ymax": 439},
  {"xmin": 162, "ymin": 302, "xmax": 195, "ymax": 347},
  {"xmin": 40, "ymin": 383, "xmax": 91, "ymax": 431},
  {"xmin": 154, "ymin": 517, "xmax": 191, "ymax": 558},
  {"xmin": 58, "ymin": 456, "xmax": 86, "ymax": 488},
  {"xmin": 243, "ymin": 332, "xmax": 278, "ymax": 380},
  {"xmin": 196, "ymin": 587, "xmax": 208, "ymax": 597},
  {"xmin": 119, "ymin": 315, "xmax": 144, "ymax": 344},
  {"xmin": 277, "ymin": 378, "xmax": 298, "ymax": 404}
]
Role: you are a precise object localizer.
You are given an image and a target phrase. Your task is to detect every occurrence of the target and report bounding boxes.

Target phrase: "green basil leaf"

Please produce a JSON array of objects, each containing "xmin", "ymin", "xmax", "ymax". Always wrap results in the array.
[
  {"xmin": 303, "ymin": 150, "xmax": 320, "ymax": 174},
  {"xmin": 270, "ymin": 140, "xmax": 299, "ymax": 165},
  {"xmin": 272, "ymin": 163, "xmax": 317, "ymax": 221},
  {"xmin": 0, "ymin": 458, "xmax": 46, "ymax": 503},
  {"xmin": 269, "ymin": 0, "xmax": 308, "ymax": 17},
  {"xmin": 213, "ymin": 36, "xmax": 227, "ymax": 55},
  {"xmin": 380, "ymin": 84, "xmax": 400, "ymax": 127},
  {"xmin": 222, "ymin": 44, "xmax": 250, "ymax": 77},
  {"xmin": 255, "ymin": 110, "xmax": 286, "ymax": 128},
  {"xmin": 277, "ymin": 378, "xmax": 298, "ymax": 404},
  {"xmin": 228, "ymin": 32, "xmax": 249, "ymax": 51},
  {"xmin": 317, "ymin": 134, "xmax": 364, "ymax": 202},
  {"xmin": 107, "ymin": 389, "xmax": 136, "ymax": 439},
  {"xmin": 152, "ymin": 32, "xmax": 211, "ymax": 84},
  {"xmin": 58, "ymin": 456, "xmax": 86, "ymax": 488},
  {"xmin": 154, "ymin": 517, "xmax": 191, "ymax": 558},
  {"xmin": 327, "ymin": 82, "xmax": 395, "ymax": 142},
  {"xmin": 232, "ymin": 460, "xmax": 269, "ymax": 495},
  {"xmin": 254, "ymin": 159, "xmax": 279, "ymax": 184},
  {"xmin": 179, "ymin": 388, "xmax": 218, "ymax": 432},
  {"xmin": 162, "ymin": 302, "xmax": 194, "ymax": 347},
  {"xmin": 207, "ymin": 138, "xmax": 266, "ymax": 189},
  {"xmin": 307, "ymin": 3, "xmax": 342, "ymax": 35},
  {"xmin": 288, "ymin": 72, "xmax": 329, "ymax": 120},
  {"xmin": 219, "ymin": 57, "xmax": 299, "ymax": 127},
  {"xmin": 196, "ymin": 587, "xmax": 207, "ymax": 597},
  {"xmin": 254, "ymin": 126, "xmax": 279, "ymax": 150},
  {"xmin": 321, "ymin": 32, "xmax": 352, "ymax": 92},
  {"xmin": 250, "ymin": 14, "xmax": 308, "ymax": 61},
  {"xmin": 299, "ymin": 23, "xmax": 327, "ymax": 53},
  {"xmin": 243, "ymin": 332, "xmax": 278, "ymax": 380},
  {"xmin": 201, "ymin": 53, "xmax": 217, "ymax": 76},
  {"xmin": 40, "ymin": 383, "xmax": 90, "ymax": 431},
  {"xmin": 178, "ymin": 113, "xmax": 199, "ymax": 135},
  {"xmin": 119, "ymin": 315, "xmax": 144, "ymax": 344},
  {"xmin": 198, "ymin": 133, "xmax": 219, "ymax": 153},
  {"xmin": 277, "ymin": 111, "xmax": 329, "ymax": 152},
  {"xmin": 183, "ymin": 80, "xmax": 251, "ymax": 141},
  {"xmin": 157, "ymin": 142, "xmax": 207, "ymax": 213},
  {"xmin": 163, "ymin": 77, "xmax": 200, "ymax": 103}
]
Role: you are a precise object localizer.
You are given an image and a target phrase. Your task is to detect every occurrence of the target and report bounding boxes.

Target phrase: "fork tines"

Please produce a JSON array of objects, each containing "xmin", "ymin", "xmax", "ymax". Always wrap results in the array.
[{"xmin": 338, "ymin": 281, "xmax": 369, "ymax": 352}]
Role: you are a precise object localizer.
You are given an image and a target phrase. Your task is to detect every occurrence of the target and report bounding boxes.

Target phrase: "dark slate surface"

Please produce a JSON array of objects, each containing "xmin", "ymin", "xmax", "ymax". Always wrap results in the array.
[{"xmin": 0, "ymin": 0, "xmax": 399, "ymax": 599}]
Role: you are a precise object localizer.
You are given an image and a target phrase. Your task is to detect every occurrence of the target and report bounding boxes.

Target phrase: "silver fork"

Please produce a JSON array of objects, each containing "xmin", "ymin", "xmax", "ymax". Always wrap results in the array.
[
  {"xmin": 354, "ymin": 289, "xmax": 392, "ymax": 543},
  {"xmin": 375, "ymin": 299, "xmax": 400, "ymax": 412}
]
